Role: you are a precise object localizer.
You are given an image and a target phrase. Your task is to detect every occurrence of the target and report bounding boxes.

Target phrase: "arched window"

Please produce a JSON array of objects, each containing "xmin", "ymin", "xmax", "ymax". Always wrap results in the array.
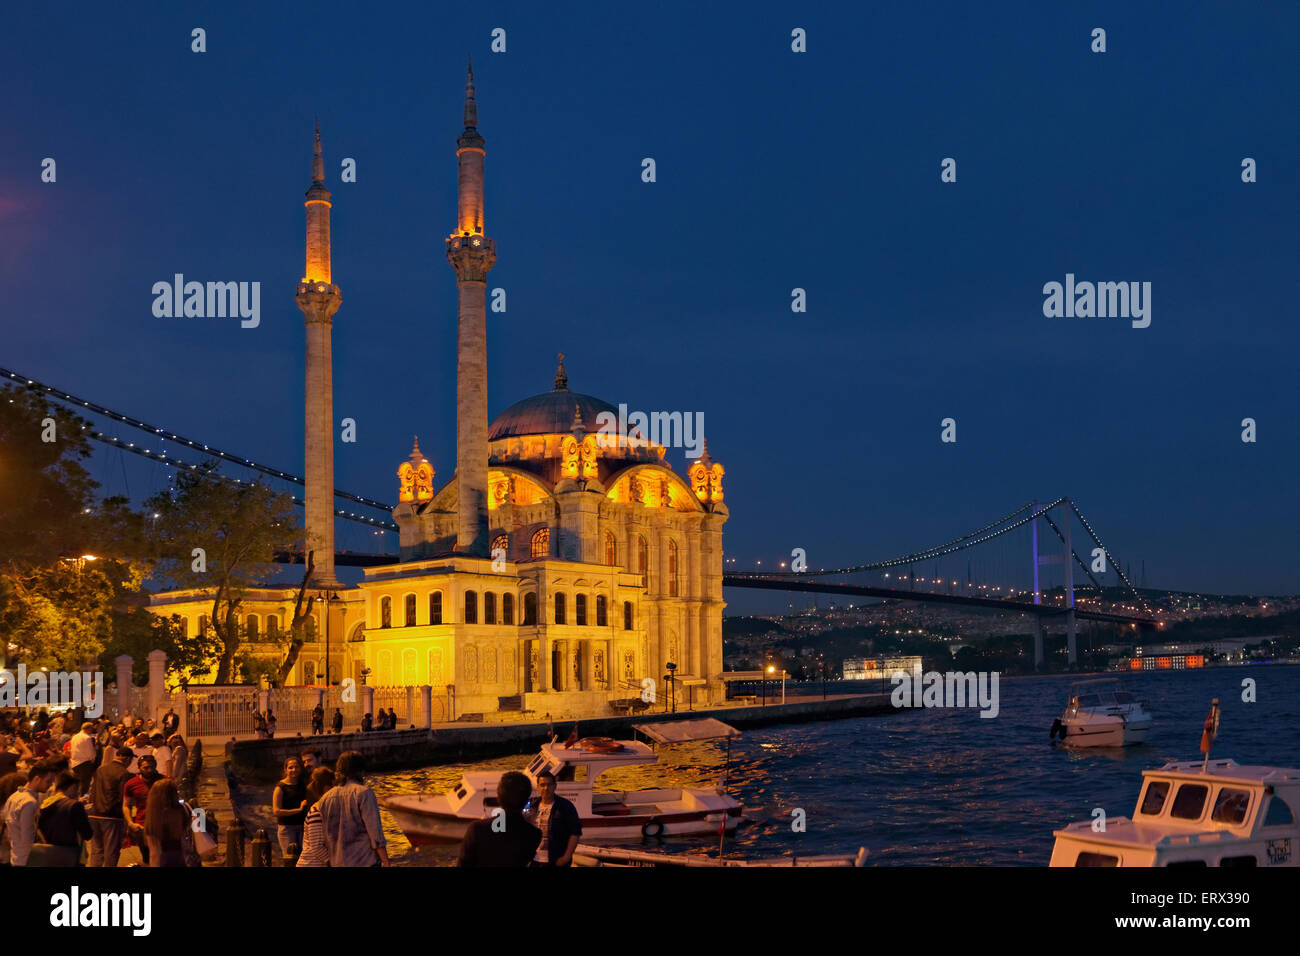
[
  {"xmin": 464, "ymin": 590, "xmax": 478, "ymax": 624},
  {"xmin": 523, "ymin": 592, "xmax": 537, "ymax": 625},
  {"xmin": 491, "ymin": 533, "xmax": 509, "ymax": 560},
  {"xmin": 245, "ymin": 614, "xmax": 259, "ymax": 640},
  {"xmin": 405, "ymin": 593, "xmax": 417, "ymax": 627},
  {"xmin": 380, "ymin": 596, "xmax": 392, "ymax": 629},
  {"xmin": 302, "ymin": 660, "xmax": 317, "ymax": 685},
  {"xmin": 604, "ymin": 531, "xmax": 617, "ymax": 567},
  {"xmin": 484, "ymin": 592, "xmax": 497, "ymax": 625},
  {"xmin": 266, "ymin": 615, "xmax": 279, "ymax": 638},
  {"xmin": 624, "ymin": 601, "xmax": 633, "ymax": 631},
  {"xmin": 596, "ymin": 595, "xmax": 608, "ymax": 627},
  {"xmin": 636, "ymin": 535, "xmax": 648, "ymax": 574},
  {"xmin": 531, "ymin": 527, "xmax": 550, "ymax": 558},
  {"xmin": 502, "ymin": 593, "xmax": 514, "ymax": 625},
  {"xmin": 429, "ymin": 591, "xmax": 443, "ymax": 625},
  {"xmin": 575, "ymin": 594, "xmax": 587, "ymax": 626},
  {"xmin": 554, "ymin": 593, "xmax": 567, "ymax": 625},
  {"xmin": 668, "ymin": 540, "xmax": 679, "ymax": 597}
]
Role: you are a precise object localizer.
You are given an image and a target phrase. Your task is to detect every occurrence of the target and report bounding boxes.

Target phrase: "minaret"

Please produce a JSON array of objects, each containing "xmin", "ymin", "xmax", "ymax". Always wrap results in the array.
[
  {"xmin": 446, "ymin": 61, "xmax": 496, "ymax": 555},
  {"xmin": 295, "ymin": 123, "xmax": 342, "ymax": 584}
]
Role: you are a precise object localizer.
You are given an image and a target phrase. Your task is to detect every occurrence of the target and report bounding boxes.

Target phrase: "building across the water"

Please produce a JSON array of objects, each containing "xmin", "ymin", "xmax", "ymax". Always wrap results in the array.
[
  {"xmin": 842, "ymin": 656, "xmax": 924, "ymax": 680},
  {"xmin": 150, "ymin": 66, "xmax": 730, "ymax": 715}
]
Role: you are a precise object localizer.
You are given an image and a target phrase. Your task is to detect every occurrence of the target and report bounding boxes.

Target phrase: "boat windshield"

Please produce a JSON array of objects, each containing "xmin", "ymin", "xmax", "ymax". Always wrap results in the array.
[{"xmin": 525, "ymin": 754, "xmax": 550, "ymax": 778}]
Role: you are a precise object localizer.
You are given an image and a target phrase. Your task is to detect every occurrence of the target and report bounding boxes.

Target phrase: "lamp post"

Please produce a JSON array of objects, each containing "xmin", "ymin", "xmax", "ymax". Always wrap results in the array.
[
  {"xmin": 319, "ymin": 590, "xmax": 340, "ymax": 687},
  {"xmin": 665, "ymin": 661, "xmax": 677, "ymax": 714}
]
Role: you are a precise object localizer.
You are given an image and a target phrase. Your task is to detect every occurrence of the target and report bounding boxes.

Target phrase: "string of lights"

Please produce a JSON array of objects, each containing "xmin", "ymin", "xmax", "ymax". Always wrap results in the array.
[
  {"xmin": 737, "ymin": 499, "xmax": 1057, "ymax": 578},
  {"xmin": 1040, "ymin": 511, "xmax": 1104, "ymax": 590},
  {"xmin": 1070, "ymin": 499, "xmax": 1148, "ymax": 612},
  {"xmin": 1, "ymin": 366, "xmax": 393, "ymax": 513},
  {"xmin": 84, "ymin": 429, "xmax": 398, "ymax": 531}
]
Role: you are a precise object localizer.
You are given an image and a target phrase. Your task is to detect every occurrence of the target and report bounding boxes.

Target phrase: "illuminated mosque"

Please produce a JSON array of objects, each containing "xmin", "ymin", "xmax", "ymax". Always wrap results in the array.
[{"xmin": 151, "ymin": 67, "xmax": 729, "ymax": 717}]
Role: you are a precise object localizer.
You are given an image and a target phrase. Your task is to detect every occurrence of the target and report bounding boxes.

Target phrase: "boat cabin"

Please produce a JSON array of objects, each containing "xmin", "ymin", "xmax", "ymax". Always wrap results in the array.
[{"xmin": 1051, "ymin": 759, "xmax": 1300, "ymax": 867}]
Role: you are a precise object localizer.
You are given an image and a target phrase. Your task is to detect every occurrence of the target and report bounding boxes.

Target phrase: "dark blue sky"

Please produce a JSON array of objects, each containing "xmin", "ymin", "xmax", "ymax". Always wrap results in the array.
[{"xmin": 3, "ymin": 2, "xmax": 1297, "ymax": 605}]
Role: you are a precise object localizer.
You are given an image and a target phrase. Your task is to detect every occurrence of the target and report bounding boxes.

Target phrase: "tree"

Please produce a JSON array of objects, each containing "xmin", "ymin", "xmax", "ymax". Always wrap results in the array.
[
  {"xmin": 146, "ymin": 467, "xmax": 299, "ymax": 684},
  {"xmin": 0, "ymin": 386, "xmax": 125, "ymax": 668},
  {"xmin": 274, "ymin": 551, "xmax": 318, "ymax": 686}
]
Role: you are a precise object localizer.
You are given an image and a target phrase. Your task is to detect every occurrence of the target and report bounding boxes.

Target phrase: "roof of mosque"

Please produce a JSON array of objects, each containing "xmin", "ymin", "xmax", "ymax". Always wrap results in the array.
[
  {"xmin": 488, "ymin": 387, "xmax": 618, "ymax": 441},
  {"xmin": 488, "ymin": 354, "xmax": 618, "ymax": 441}
]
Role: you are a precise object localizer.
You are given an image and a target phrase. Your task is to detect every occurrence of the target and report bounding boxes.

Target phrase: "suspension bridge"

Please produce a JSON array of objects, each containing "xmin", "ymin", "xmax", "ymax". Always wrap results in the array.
[{"xmin": 4, "ymin": 365, "xmax": 1162, "ymax": 667}]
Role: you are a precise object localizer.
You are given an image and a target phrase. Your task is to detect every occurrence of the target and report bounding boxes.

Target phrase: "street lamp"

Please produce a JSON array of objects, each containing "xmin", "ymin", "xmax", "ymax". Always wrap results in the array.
[{"xmin": 318, "ymin": 590, "xmax": 340, "ymax": 688}]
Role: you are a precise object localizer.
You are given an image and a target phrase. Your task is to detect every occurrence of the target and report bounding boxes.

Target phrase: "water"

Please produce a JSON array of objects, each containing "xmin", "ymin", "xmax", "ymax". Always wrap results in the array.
[{"xmin": 367, "ymin": 665, "xmax": 1300, "ymax": 865}]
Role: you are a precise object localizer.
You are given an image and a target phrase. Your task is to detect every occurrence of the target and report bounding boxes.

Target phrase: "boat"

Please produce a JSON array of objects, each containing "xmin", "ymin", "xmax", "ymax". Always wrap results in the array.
[
  {"xmin": 1050, "ymin": 758, "xmax": 1300, "ymax": 867},
  {"xmin": 1051, "ymin": 701, "xmax": 1298, "ymax": 866},
  {"xmin": 573, "ymin": 844, "xmax": 868, "ymax": 867},
  {"xmin": 1049, "ymin": 677, "xmax": 1152, "ymax": 747},
  {"xmin": 383, "ymin": 717, "xmax": 744, "ymax": 846}
]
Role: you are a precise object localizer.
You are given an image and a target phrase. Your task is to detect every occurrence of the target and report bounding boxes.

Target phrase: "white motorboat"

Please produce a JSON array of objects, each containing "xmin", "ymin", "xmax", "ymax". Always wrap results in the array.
[
  {"xmin": 1050, "ymin": 677, "xmax": 1152, "ymax": 747},
  {"xmin": 383, "ymin": 718, "xmax": 743, "ymax": 846},
  {"xmin": 1050, "ymin": 758, "xmax": 1300, "ymax": 867}
]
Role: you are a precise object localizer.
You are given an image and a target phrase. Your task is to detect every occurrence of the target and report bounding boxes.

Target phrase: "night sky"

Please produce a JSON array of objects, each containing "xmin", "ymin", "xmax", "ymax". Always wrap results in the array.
[{"xmin": 3, "ymin": 3, "xmax": 1296, "ymax": 607}]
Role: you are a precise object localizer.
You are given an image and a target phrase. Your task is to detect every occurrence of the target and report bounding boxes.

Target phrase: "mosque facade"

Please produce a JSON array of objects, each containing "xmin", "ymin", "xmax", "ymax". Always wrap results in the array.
[{"xmin": 150, "ymin": 68, "xmax": 729, "ymax": 717}]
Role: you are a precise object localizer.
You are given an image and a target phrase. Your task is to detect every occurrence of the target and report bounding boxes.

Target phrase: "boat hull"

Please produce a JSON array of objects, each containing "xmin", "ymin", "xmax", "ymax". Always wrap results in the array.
[
  {"xmin": 1062, "ymin": 715, "xmax": 1152, "ymax": 748},
  {"xmin": 386, "ymin": 802, "xmax": 743, "ymax": 846}
]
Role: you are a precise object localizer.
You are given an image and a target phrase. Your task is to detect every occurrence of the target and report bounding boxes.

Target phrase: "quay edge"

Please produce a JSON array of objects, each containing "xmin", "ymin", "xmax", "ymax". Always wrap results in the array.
[{"xmin": 226, "ymin": 693, "xmax": 898, "ymax": 781}]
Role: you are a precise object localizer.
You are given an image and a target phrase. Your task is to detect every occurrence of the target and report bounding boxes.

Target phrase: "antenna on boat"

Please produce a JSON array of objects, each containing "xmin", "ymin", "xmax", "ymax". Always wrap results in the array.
[{"xmin": 1199, "ymin": 698, "xmax": 1220, "ymax": 771}]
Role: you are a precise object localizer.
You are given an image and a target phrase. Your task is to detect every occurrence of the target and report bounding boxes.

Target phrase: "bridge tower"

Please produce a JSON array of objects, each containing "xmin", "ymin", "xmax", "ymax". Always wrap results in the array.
[
  {"xmin": 1030, "ymin": 498, "xmax": 1077, "ymax": 668},
  {"xmin": 446, "ymin": 60, "xmax": 495, "ymax": 555},
  {"xmin": 295, "ymin": 123, "xmax": 342, "ymax": 585}
]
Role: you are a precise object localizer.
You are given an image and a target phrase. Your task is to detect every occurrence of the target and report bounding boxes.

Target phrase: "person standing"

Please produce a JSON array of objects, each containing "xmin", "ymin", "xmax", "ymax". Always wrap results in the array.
[
  {"xmin": 331, "ymin": 709, "xmax": 343, "ymax": 734},
  {"xmin": 123, "ymin": 754, "xmax": 164, "ymax": 864},
  {"xmin": 310, "ymin": 703, "xmax": 324, "ymax": 736},
  {"xmin": 272, "ymin": 756, "xmax": 308, "ymax": 858},
  {"xmin": 387, "ymin": 708, "xmax": 399, "ymax": 731},
  {"xmin": 167, "ymin": 734, "xmax": 188, "ymax": 784},
  {"xmin": 37, "ymin": 771, "xmax": 93, "ymax": 866},
  {"xmin": 143, "ymin": 779, "xmax": 190, "ymax": 867},
  {"xmin": 149, "ymin": 732, "xmax": 171, "ymax": 775},
  {"xmin": 295, "ymin": 766, "xmax": 336, "ymax": 868},
  {"xmin": 87, "ymin": 747, "xmax": 133, "ymax": 868},
  {"xmin": 314, "ymin": 751, "xmax": 388, "ymax": 867},
  {"xmin": 457, "ymin": 772, "xmax": 541, "ymax": 867},
  {"xmin": 69, "ymin": 722, "xmax": 98, "ymax": 796},
  {"xmin": 161, "ymin": 708, "xmax": 179, "ymax": 739},
  {"xmin": 2, "ymin": 759, "xmax": 57, "ymax": 865},
  {"xmin": 524, "ymin": 769, "xmax": 582, "ymax": 867}
]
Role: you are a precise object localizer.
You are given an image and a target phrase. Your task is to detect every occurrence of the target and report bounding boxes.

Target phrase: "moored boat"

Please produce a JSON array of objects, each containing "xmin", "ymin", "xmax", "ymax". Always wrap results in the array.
[
  {"xmin": 1050, "ymin": 700, "xmax": 1299, "ymax": 867},
  {"xmin": 383, "ymin": 718, "xmax": 743, "ymax": 846}
]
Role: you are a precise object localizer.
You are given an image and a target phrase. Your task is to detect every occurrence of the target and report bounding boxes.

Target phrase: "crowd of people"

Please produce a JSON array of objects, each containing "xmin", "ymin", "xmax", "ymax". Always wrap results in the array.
[{"xmin": 1, "ymin": 708, "xmax": 196, "ymax": 867}]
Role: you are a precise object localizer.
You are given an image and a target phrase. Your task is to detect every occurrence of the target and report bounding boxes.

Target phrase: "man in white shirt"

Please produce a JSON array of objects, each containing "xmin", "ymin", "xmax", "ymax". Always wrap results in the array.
[
  {"xmin": 69, "ymin": 721, "xmax": 99, "ymax": 796},
  {"xmin": 3, "ymin": 760, "xmax": 57, "ymax": 865},
  {"xmin": 149, "ymin": 732, "xmax": 170, "ymax": 776}
]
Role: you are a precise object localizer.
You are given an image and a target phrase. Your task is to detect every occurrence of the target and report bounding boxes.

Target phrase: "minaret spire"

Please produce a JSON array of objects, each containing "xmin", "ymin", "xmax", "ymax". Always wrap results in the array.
[
  {"xmin": 312, "ymin": 119, "xmax": 324, "ymax": 185},
  {"xmin": 464, "ymin": 57, "xmax": 478, "ymax": 129},
  {"xmin": 447, "ymin": 68, "xmax": 496, "ymax": 555},
  {"xmin": 296, "ymin": 123, "xmax": 342, "ymax": 585}
]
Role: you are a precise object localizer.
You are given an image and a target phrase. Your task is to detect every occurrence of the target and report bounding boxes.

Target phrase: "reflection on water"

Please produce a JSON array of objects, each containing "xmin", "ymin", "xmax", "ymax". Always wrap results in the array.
[{"xmin": 366, "ymin": 667, "xmax": 1300, "ymax": 866}]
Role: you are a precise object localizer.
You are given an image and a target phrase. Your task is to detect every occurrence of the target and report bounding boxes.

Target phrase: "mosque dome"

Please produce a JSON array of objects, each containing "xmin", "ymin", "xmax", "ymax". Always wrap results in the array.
[{"xmin": 488, "ymin": 354, "xmax": 618, "ymax": 441}]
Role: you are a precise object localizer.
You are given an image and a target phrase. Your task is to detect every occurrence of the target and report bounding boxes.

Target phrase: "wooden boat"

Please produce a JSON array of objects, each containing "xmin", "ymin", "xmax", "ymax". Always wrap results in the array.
[
  {"xmin": 384, "ymin": 718, "xmax": 743, "ymax": 846},
  {"xmin": 573, "ymin": 843, "xmax": 868, "ymax": 867}
]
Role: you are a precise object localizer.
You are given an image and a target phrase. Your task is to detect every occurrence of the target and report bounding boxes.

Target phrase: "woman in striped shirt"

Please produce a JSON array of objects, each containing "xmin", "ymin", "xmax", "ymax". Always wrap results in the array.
[{"xmin": 295, "ymin": 766, "xmax": 335, "ymax": 867}]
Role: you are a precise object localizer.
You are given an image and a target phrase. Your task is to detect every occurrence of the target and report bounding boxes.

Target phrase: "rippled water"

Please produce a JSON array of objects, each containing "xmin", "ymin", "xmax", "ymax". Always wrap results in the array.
[{"xmin": 367, "ymin": 665, "xmax": 1300, "ymax": 866}]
